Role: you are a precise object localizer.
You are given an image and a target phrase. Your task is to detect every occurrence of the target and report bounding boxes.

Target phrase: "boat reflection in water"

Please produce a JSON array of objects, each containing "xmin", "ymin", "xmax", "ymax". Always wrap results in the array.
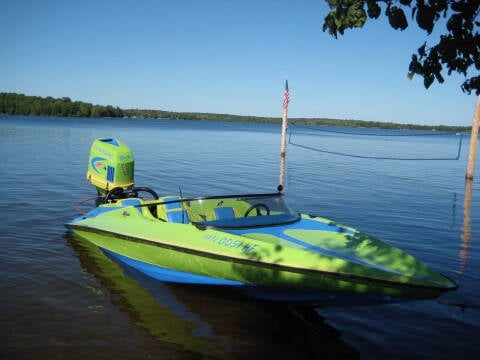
[{"xmin": 67, "ymin": 233, "xmax": 359, "ymax": 359}]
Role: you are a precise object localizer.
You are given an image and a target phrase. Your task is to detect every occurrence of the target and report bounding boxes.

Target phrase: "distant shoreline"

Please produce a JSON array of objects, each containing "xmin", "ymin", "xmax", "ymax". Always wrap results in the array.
[{"xmin": 0, "ymin": 92, "xmax": 470, "ymax": 133}]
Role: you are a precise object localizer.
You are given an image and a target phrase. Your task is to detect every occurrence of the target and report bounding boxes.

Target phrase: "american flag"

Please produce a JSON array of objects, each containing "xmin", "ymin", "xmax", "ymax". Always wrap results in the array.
[{"xmin": 283, "ymin": 80, "xmax": 290, "ymax": 113}]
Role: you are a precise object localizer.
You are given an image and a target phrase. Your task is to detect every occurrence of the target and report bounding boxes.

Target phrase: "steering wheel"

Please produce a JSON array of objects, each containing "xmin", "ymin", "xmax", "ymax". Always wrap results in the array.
[
  {"xmin": 244, "ymin": 203, "xmax": 270, "ymax": 217},
  {"xmin": 104, "ymin": 187, "xmax": 126, "ymax": 203},
  {"xmin": 130, "ymin": 187, "xmax": 159, "ymax": 200},
  {"xmin": 130, "ymin": 187, "xmax": 160, "ymax": 218}
]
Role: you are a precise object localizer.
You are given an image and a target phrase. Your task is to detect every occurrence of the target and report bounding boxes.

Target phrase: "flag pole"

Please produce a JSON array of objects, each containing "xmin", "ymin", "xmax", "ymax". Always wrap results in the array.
[{"xmin": 278, "ymin": 80, "xmax": 289, "ymax": 192}]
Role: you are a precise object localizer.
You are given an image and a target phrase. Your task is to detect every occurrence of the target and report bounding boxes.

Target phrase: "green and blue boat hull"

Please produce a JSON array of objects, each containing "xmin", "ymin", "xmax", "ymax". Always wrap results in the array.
[{"xmin": 66, "ymin": 202, "xmax": 456, "ymax": 306}]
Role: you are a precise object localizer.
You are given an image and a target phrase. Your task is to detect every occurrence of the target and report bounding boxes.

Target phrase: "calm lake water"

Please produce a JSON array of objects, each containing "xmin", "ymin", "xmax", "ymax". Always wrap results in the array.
[{"xmin": 1, "ymin": 115, "xmax": 479, "ymax": 359}]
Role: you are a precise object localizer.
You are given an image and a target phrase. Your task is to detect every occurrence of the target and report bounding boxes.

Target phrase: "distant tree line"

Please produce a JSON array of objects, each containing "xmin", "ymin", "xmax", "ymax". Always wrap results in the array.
[
  {"xmin": 288, "ymin": 117, "xmax": 469, "ymax": 132},
  {"xmin": 0, "ymin": 92, "xmax": 123, "ymax": 118},
  {"xmin": 0, "ymin": 92, "xmax": 470, "ymax": 132}
]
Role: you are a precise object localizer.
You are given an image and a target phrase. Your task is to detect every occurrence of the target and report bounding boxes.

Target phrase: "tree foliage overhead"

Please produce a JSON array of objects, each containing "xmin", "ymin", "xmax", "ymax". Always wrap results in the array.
[{"xmin": 322, "ymin": 0, "xmax": 480, "ymax": 95}]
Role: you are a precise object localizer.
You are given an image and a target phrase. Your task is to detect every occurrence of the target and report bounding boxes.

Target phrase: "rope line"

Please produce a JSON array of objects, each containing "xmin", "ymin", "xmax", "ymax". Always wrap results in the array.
[
  {"xmin": 288, "ymin": 126, "xmax": 465, "ymax": 161},
  {"xmin": 290, "ymin": 124, "xmax": 465, "ymax": 137},
  {"xmin": 75, "ymin": 195, "xmax": 102, "ymax": 216}
]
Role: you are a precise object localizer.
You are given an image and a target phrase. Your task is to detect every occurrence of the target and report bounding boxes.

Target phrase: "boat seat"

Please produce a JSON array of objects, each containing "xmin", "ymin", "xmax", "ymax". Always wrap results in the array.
[
  {"xmin": 163, "ymin": 196, "xmax": 181, "ymax": 210},
  {"xmin": 214, "ymin": 207, "xmax": 235, "ymax": 220},
  {"xmin": 156, "ymin": 196, "xmax": 181, "ymax": 221},
  {"xmin": 157, "ymin": 196, "xmax": 190, "ymax": 223},
  {"xmin": 166, "ymin": 210, "xmax": 190, "ymax": 224},
  {"xmin": 120, "ymin": 199, "xmax": 142, "ymax": 213}
]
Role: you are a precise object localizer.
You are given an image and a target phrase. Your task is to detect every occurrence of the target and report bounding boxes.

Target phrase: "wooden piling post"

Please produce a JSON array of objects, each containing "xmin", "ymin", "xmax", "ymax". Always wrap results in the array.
[
  {"xmin": 458, "ymin": 178, "xmax": 473, "ymax": 276},
  {"xmin": 466, "ymin": 96, "xmax": 480, "ymax": 180}
]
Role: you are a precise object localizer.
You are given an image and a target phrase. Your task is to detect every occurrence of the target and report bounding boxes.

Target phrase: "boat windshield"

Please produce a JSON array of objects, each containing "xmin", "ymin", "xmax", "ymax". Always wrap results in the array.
[{"xmin": 179, "ymin": 193, "xmax": 300, "ymax": 229}]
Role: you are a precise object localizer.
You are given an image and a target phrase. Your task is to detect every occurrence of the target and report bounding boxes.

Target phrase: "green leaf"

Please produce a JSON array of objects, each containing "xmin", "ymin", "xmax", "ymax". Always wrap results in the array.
[
  {"xmin": 366, "ymin": 0, "xmax": 381, "ymax": 19},
  {"xmin": 418, "ymin": 42, "xmax": 426, "ymax": 57},
  {"xmin": 435, "ymin": 72, "xmax": 445, "ymax": 84},
  {"xmin": 323, "ymin": 0, "xmax": 367, "ymax": 35},
  {"xmin": 416, "ymin": 3, "xmax": 435, "ymax": 33},
  {"xmin": 424, "ymin": 74, "xmax": 434, "ymax": 89},
  {"xmin": 451, "ymin": 1, "xmax": 465, "ymax": 13},
  {"xmin": 322, "ymin": 12, "xmax": 339, "ymax": 37},
  {"xmin": 387, "ymin": 6, "xmax": 408, "ymax": 30},
  {"xmin": 408, "ymin": 54, "xmax": 422, "ymax": 74},
  {"xmin": 462, "ymin": 76, "xmax": 480, "ymax": 95},
  {"xmin": 346, "ymin": 1, "xmax": 367, "ymax": 28}
]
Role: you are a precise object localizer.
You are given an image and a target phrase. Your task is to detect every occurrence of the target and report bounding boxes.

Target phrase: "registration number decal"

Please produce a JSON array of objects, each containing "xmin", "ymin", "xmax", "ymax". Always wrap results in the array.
[{"xmin": 203, "ymin": 234, "xmax": 259, "ymax": 252}]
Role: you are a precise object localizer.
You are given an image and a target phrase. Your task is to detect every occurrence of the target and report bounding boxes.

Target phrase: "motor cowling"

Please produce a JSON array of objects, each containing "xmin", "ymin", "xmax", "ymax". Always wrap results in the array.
[{"xmin": 86, "ymin": 138, "xmax": 134, "ymax": 196}]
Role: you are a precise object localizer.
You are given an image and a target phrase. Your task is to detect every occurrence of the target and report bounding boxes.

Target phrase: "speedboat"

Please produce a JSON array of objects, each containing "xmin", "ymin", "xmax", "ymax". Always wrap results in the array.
[{"xmin": 66, "ymin": 138, "xmax": 457, "ymax": 306}]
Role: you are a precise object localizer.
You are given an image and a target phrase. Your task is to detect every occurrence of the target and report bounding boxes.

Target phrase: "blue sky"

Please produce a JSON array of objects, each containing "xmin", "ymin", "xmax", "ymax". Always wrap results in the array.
[{"xmin": 1, "ymin": 0, "xmax": 477, "ymax": 126}]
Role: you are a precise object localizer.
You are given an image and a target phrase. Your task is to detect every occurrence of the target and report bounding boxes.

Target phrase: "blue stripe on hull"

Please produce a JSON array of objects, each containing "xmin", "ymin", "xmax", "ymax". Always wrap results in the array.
[
  {"xmin": 100, "ymin": 247, "xmax": 411, "ymax": 306},
  {"xmin": 100, "ymin": 248, "xmax": 245, "ymax": 286}
]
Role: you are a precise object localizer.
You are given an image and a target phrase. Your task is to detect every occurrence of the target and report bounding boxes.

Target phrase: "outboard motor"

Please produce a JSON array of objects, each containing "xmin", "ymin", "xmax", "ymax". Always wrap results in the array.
[{"xmin": 86, "ymin": 138, "xmax": 135, "ymax": 198}]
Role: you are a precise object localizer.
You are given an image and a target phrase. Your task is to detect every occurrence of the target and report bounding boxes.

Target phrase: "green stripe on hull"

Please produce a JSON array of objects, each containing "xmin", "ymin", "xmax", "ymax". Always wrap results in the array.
[{"xmin": 70, "ymin": 222, "xmax": 451, "ymax": 300}]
